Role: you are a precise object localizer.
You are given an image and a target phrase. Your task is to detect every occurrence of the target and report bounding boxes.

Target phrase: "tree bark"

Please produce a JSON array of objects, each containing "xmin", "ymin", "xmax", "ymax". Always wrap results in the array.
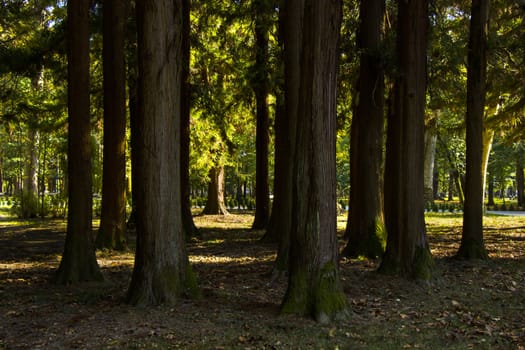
[
  {"xmin": 517, "ymin": 157, "xmax": 524, "ymax": 208},
  {"xmin": 97, "ymin": 0, "xmax": 128, "ymax": 251},
  {"xmin": 180, "ymin": 0, "xmax": 199, "ymax": 239},
  {"xmin": 251, "ymin": 0, "xmax": 271, "ymax": 230},
  {"xmin": 457, "ymin": 0, "xmax": 489, "ymax": 260},
  {"xmin": 202, "ymin": 166, "xmax": 229, "ymax": 215},
  {"xmin": 342, "ymin": 0, "xmax": 385, "ymax": 259},
  {"xmin": 280, "ymin": 0, "xmax": 347, "ymax": 323},
  {"xmin": 424, "ymin": 116, "xmax": 438, "ymax": 205},
  {"xmin": 379, "ymin": 0, "xmax": 433, "ymax": 280},
  {"xmin": 262, "ymin": 3, "xmax": 293, "ymax": 277},
  {"xmin": 55, "ymin": 0, "xmax": 103, "ymax": 284},
  {"xmin": 127, "ymin": 0, "xmax": 199, "ymax": 305}
]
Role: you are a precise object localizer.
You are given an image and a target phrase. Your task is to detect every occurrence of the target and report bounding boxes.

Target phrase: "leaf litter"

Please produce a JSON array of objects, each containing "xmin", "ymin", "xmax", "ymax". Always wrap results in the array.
[{"xmin": 0, "ymin": 213, "xmax": 524, "ymax": 349}]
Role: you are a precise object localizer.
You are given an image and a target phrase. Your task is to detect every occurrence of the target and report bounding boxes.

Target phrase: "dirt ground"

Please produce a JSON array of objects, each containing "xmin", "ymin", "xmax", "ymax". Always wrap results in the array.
[{"xmin": 0, "ymin": 213, "xmax": 524, "ymax": 349}]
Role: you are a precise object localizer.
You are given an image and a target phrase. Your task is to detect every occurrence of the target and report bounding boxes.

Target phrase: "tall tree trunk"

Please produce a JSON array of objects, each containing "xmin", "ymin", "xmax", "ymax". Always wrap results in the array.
[
  {"xmin": 379, "ymin": 0, "xmax": 433, "ymax": 280},
  {"xmin": 55, "ymin": 0, "xmax": 103, "ymax": 284},
  {"xmin": 251, "ymin": 0, "xmax": 271, "ymax": 230},
  {"xmin": 202, "ymin": 166, "xmax": 229, "ymax": 215},
  {"xmin": 280, "ymin": 0, "xmax": 347, "ymax": 323},
  {"xmin": 127, "ymin": 0, "xmax": 199, "ymax": 305},
  {"xmin": 180, "ymin": 0, "xmax": 199, "ymax": 239},
  {"xmin": 342, "ymin": 0, "xmax": 385, "ymax": 259},
  {"xmin": 457, "ymin": 0, "xmax": 489, "ymax": 260},
  {"xmin": 262, "ymin": 3, "xmax": 293, "ymax": 277},
  {"xmin": 97, "ymin": 0, "xmax": 128, "ymax": 251}
]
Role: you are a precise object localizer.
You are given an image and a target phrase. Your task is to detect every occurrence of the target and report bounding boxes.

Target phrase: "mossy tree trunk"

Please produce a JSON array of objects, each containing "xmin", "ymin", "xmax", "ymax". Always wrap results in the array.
[
  {"xmin": 457, "ymin": 0, "xmax": 489, "ymax": 260},
  {"xmin": 280, "ymin": 0, "xmax": 347, "ymax": 323},
  {"xmin": 55, "ymin": 0, "xmax": 103, "ymax": 284},
  {"xmin": 127, "ymin": 0, "xmax": 199, "ymax": 305},
  {"xmin": 379, "ymin": 0, "xmax": 433, "ymax": 280},
  {"xmin": 97, "ymin": 0, "xmax": 128, "ymax": 251},
  {"xmin": 342, "ymin": 0, "xmax": 386, "ymax": 259}
]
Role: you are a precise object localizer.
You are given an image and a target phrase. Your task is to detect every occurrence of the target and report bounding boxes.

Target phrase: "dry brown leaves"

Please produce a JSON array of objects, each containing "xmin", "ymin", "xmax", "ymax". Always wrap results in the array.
[{"xmin": 0, "ymin": 213, "xmax": 524, "ymax": 349}]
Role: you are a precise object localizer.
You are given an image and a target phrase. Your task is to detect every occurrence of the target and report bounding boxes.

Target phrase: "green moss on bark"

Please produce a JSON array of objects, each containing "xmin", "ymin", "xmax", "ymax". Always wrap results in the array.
[
  {"xmin": 314, "ymin": 262, "xmax": 348, "ymax": 323},
  {"xmin": 184, "ymin": 264, "xmax": 201, "ymax": 299},
  {"xmin": 280, "ymin": 269, "xmax": 309, "ymax": 316},
  {"xmin": 413, "ymin": 246, "xmax": 434, "ymax": 280}
]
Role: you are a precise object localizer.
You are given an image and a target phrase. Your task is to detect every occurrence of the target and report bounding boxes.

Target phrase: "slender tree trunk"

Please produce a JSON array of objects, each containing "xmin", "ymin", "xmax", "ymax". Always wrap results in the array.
[
  {"xmin": 251, "ymin": 0, "xmax": 271, "ymax": 230},
  {"xmin": 516, "ymin": 157, "xmax": 524, "ymax": 208},
  {"xmin": 180, "ymin": 0, "xmax": 199, "ymax": 239},
  {"xmin": 481, "ymin": 128, "xmax": 494, "ymax": 206},
  {"xmin": 487, "ymin": 174, "xmax": 495, "ymax": 206},
  {"xmin": 55, "ymin": 0, "xmax": 103, "ymax": 284},
  {"xmin": 424, "ymin": 116, "xmax": 438, "ymax": 205},
  {"xmin": 342, "ymin": 0, "xmax": 385, "ymax": 259},
  {"xmin": 127, "ymin": 0, "xmax": 199, "ymax": 305},
  {"xmin": 457, "ymin": 0, "xmax": 489, "ymax": 260},
  {"xmin": 379, "ymin": 0, "xmax": 433, "ymax": 280},
  {"xmin": 97, "ymin": 0, "xmax": 128, "ymax": 250},
  {"xmin": 0, "ymin": 156, "xmax": 3, "ymax": 194},
  {"xmin": 280, "ymin": 0, "xmax": 347, "ymax": 323},
  {"xmin": 202, "ymin": 166, "xmax": 229, "ymax": 215},
  {"xmin": 263, "ymin": 0, "xmax": 297, "ymax": 275},
  {"xmin": 22, "ymin": 128, "xmax": 38, "ymax": 218}
]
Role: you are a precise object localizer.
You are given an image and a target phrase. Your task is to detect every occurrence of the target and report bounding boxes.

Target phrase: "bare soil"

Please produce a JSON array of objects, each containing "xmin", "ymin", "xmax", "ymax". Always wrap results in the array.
[{"xmin": 0, "ymin": 213, "xmax": 524, "ymax": 349}]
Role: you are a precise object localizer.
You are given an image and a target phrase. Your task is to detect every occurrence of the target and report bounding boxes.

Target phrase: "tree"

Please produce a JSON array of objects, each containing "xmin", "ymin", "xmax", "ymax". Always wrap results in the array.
[
  {"xmin": 280, "ymin": 0, "xmax": 347, "ymax": 323},
  {"xmin": 55, "ymin": 0, "xmax": 103, "ymax": 284},
  {"xmin": 457, "ymin": 0, "xmax": 490, "ymax": 260},
  {"xmin": 251, "ymin": 0, "xmax": 271, "ymax": 230},
  {"xmin": 127, "ymin": 0, "xmax": 199, "ymax": 305},
  {"xmin": 180, "ymin": 0, "xmax": 199, "ymax": 239},
  {"xmin": 202, "ymin": 166, "xmax": 229, "ymax": 215},
  {"xmin": 96, "ymin": 0, "xmax": 127, "ymax": 250},
  {"xmin": 342, "ymin": 0, "xmax": 386, "ymax": 259},
  {"xmin": 379, "ymin": 0, "xmax": 433, "ymax": 279}
]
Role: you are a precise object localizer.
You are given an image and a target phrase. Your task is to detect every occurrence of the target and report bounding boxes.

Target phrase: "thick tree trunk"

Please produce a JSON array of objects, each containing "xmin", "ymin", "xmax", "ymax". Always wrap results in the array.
[
  {"xmin": 457, "ymin": 0, "xmax": 489, "ymax": 260},
  {"xmin": 342, "ymin": 0, "xmax": 385, "ymax": 259},
  {"xmin": 180, "ymin": 0, "xmax": 199, "ymax": 239},
  {"xmin": 251, "ymin": 0, "xmax": 271, "ymax": 230},
  {"xmin": 280, "ymin": 0, "xmax": 347, "ymax": 323},
  {"xmin": 127, "ymin": 0, "xmax": 199, "ymax": 305},
  {"xmin": 202, "ymin": 166, "xmax": 229, "ymax": 215},
  {"xmin": 97, "ymin": 0, "xmax": 128, "ymax": 251},
  {"xmin": 55, "ymin": 0, "xmax": 103, "ymax": 284},
  {"xmin": 379, "ymin": 0, "xmax": 433, "ymax": 280}
]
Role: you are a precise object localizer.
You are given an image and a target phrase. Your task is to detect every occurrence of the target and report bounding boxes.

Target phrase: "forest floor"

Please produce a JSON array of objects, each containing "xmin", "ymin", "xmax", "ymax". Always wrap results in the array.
[{"xmin": 0, "ymin": 210, "xmax": 524, "ymax": 349}]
